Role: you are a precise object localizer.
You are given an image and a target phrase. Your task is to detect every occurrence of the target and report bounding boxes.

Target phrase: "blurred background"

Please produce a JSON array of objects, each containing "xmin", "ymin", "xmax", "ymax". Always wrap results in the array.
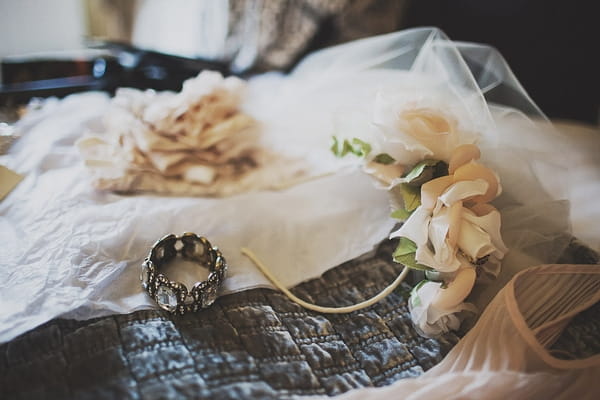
[{"xmin": 0, "ymin": 0, "xmax": 598, "ymax": 125}]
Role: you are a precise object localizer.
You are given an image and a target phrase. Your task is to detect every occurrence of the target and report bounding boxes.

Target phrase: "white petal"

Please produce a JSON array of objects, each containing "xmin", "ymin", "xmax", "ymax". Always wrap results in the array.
[
  {"xmin": 429, "ymin": 205, "xmax": 451, "ymax": 252},
  {"xmin": 377, "ymin": 136, "xmax": 432, "ymax": 166},
  {"xmin": 431, "ymin": 267, "xmax": 477, "ymax": 310},
  {"xmin": 390, "ymin": 205, "xmax": 460, "ymax": 271},
  {"xmin": 415, "ymin": 244, "xmax": 441, "ymax": 269},
  {"xmin": 413, "ymin": 281, "xmax": 440, "ymax": 307},
  {"xmin": 409, "ymin": 281, "xmax": 477, "ymax": 338},
  {"xmin": 428, "ymin": 207, "xmax": 460, "ymax": 270},
  {"xmin": 425, "ymin": 301, "xmax": 477, "ymax": 336},
  {"xmin": 413, "ymin": 238, "xmax": 461, "ymax": 272},
  {"xmin": 391, "ymin": 204, "xmax": 462, "ymax": 272},
  {"xmin": 435, "ymin": 245, "xmax": 461, "ymax": 272},
  {"xmin": 409, "ymin": 281, "xmax": 441, "ymax": 329},
  {"xmin": 457, "ymin": 218, "xmax": 495, "ymax": 260},
  {"xmin": 372, "ymin": 92, "xmax": 434, "ymax": 163},
  {"xmin": 439, "ymin": 179, "xmax": 488, "ymax": 206},
  {"xmin": 389, "ymin": 206, "xmax": 430, "ymax": 246},
  {"xmin": 462, "ymin": 208, "xmax": 508, "ymax": 256}
]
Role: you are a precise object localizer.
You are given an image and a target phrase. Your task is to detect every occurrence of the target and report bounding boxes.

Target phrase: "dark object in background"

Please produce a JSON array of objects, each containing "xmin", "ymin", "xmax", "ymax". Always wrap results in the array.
[
  {"xmin": 1, "ymin": 52, "xmax": 119, "ymax": 106},
  {"xmin": 403, "ymin": 0, "xmax": 600, "ymax": 124},
  {"xmin": 0, "ymin": 42, "xmax": 229, "ymax": 108},
  {"xmin": 3, "ymin": 0, "xmax": 598, "ymax": 124}
]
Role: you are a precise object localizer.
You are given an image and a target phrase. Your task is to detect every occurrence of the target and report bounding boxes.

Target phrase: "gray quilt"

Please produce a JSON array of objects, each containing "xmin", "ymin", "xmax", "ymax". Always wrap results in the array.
[{"xmin": 1, "ymin": 239, "xmax": 597, "ymax": 399}]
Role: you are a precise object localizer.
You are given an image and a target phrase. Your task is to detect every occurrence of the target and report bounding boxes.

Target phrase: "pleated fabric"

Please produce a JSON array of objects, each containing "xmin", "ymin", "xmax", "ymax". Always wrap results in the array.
[{"xmin": 334, "ymin": 264, "xmax": 600, "ymax": 400}]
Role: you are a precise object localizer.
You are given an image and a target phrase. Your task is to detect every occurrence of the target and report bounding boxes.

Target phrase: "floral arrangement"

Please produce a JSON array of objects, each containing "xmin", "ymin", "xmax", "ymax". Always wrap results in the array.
[{"xmin": 332, "ymin": 92, "xmax": 507, "ymax": 337}]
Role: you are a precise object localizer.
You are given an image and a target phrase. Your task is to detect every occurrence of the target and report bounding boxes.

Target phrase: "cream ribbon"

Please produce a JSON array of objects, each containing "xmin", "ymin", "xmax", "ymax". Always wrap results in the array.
[{"xmin": 241, "ymin": 247, "xmax": 409, "ymax": 313}]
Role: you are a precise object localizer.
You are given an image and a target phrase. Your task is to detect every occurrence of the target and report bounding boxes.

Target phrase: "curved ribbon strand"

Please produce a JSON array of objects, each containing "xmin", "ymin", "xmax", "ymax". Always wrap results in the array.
[{"xmin": 241, "ymin": 247, "xmax": 409, "ymax": 314}]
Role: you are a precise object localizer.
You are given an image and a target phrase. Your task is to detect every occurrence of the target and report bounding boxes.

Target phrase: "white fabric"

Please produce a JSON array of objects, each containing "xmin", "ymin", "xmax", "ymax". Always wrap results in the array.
[
  {"xmin": 330, "ymin": 264, "xmax": 600, "ymax": 400},
  {"xmin": 132, "ymin": 0, "xmax": 230, "ymax": 61},
  {"xmin": 1, "ymin": 28, "xmax": 599, "ymax": 344},
  {"xmin": 0, "ymin": 92, "xmax": 394, "ymax": 342}
]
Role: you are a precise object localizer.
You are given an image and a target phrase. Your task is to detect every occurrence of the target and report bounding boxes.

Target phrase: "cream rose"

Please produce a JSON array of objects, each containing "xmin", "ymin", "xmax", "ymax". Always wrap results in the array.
[
  {"xmin": 390, "ymin": 159, "xmax": 507, "ymax": 276},
  {"xmin": 370, "ymin": 92, "xmax": 478, "ymax": 167},
  {"xmin": 335, "ymin": 96, "xmax": 507, "ymax": 337},
  {"xmin": 409, "ymin": 268, "xmax": 478, "ymax": 337},
  {"xmin": 388, "ymin": 145, "xmax": 507, "ymax": 337}
]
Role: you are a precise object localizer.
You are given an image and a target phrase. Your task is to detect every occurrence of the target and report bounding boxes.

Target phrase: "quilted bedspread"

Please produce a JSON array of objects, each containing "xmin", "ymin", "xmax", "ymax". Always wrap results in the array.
[
  {"xmin": 1, "ymin": 238, "xmax": 598, "ymax": 399},
  {"xmin": 1, "ymin": 240, "xmax": 461, "ymax": 399}
]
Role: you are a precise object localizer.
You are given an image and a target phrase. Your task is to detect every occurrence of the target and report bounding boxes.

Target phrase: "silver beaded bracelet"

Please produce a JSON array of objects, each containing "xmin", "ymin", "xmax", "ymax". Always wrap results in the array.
[{"xmin": 141, "ymin": 233, "xmax": 227, "ymax": 314}]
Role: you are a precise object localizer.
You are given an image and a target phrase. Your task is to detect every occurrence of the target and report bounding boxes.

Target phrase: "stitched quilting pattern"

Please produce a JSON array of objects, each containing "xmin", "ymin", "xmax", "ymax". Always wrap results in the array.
[{"xmin": 1, "ymin": 241, "xmax": 460, "ymax": 399}]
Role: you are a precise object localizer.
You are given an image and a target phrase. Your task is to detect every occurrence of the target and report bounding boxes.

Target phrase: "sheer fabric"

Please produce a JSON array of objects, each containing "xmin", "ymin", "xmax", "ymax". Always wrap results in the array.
[{"xmin": 333, "ymin": 264, "xmax": 600, "ymax": 399}]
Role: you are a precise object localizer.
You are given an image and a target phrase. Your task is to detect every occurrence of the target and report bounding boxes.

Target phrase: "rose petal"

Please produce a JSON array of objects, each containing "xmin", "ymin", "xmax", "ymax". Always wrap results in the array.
[
  {"xmin": 421, "ymin": 175, "xmax": 454, "ymax": 210},
  {"xmin": 416, "ymin": 243, "xmax": 461, "ymax": 272},
  {"xmin": 462, "ymin": 208, "xmax": 508, "ymax": 256},
  {"xmin": 398, "ymin": 108, "xmax": 460, "ymax": 162},
  {"xmin": 372, "ymin": 93, "xmax": 449, "ymax": 164},
  {"xmin": 448, "ymin": 144, "xmax": 481, "ymax": 174},
  {"xmin": 364, "ymin": 161, "xmax": 405, "ymax": 187},
  {"xmin": 375, "ymin": 127, "xmax": 434, "ymax": 165},
  {"xmin": 409, "ymin": 281, "xmax": 477, "ymax": 337},
  {"xmin": 401, "ymin": 109, "xmax": 453, "ymax": 136},
  {"xmin": 447, "ymin": 201, "xmax": 463, "ymax": 247},
  {"xmin": 389, "ymin": 205, "xmax": 430, "ymax": 245},
  {"xmin": 429, "ymin": 205, "xmax": 451, "ymax": 254},
  {"xmin": 431, "ymin": 267, "xmax": 477, "ymax": 310},
  {"xmin": 453, "ymin": 161, "xmax": 501, "ymax": 203},
  {"xmin": 457, "ymin": 218, "xmax": 496, "ymax": 260},
  {"xmin": 468, "ymin": 202, "xmax": 497, "ymax": 216},
  {"xmin": 439, "ymin": 179, "xmax": 488, "ymax": 206}
]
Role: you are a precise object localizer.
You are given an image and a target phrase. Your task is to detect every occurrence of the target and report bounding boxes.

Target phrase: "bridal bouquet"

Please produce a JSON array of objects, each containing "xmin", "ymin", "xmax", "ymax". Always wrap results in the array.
[{"xmin": 332, "ymin": 91, "xmax": 508, "ymax": 337}]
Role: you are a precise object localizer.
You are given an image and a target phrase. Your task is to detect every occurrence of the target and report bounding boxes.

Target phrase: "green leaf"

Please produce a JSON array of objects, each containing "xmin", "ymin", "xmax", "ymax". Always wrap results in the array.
[
  {"xmin": 341, "ymin": 139, "xmax": 354, "ymax": 156},
  {"xmin": 403, "ymin": 159, "xmax": 440, "ymax": 186},
  {"xmin": 394, "ymin": 237, "xmax": 418, "ymax": 256},
  {"xmin": 373, "ymin": 153, "xmax": 396, "ymax": 165},
  {"xmin": 395, "ymin": 252, "xmax": 433, "ymax": 271},
  {"xmin": 392, "ymin": 238, "xmax": 432, "ymax": 271},
  {"xmin": 390, "ymin": 208, "xmax": 412, "ymax": 220},
  {"xmin": 330, "ymin": 136, "xmax": 341, "ymax": 156},
  {"xmin": 403, "ymin": 159, "xmax": 439, "ymax": 182},
  {"xmin": 399, "ymin": 183, "xmax": 421, "ymax": 212},
  {"xmin": 351, "ymin": 138, "xmax": 372, "ymax": 157},
  {"xmin": 330, "ymin": 136, "xmax": 373, "ymax": 159}
]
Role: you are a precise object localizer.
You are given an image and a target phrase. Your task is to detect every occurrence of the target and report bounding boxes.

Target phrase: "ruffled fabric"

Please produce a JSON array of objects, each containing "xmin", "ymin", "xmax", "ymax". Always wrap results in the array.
[{"xmin": 77, "ymin": 71, "xmax": 309, "ymax": 196}]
